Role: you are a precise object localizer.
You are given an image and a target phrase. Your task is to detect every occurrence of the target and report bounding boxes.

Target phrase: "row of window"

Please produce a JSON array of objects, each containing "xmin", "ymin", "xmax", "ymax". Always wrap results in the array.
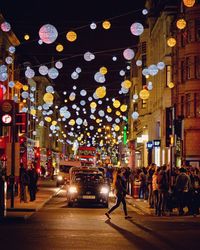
[
  {"xmin": 180, "ymin": 93, "xmax": 200, "ymax": 118},
  {"xmin": 180, "ymin": 20, "xmax": 200, "ymax": 46}
]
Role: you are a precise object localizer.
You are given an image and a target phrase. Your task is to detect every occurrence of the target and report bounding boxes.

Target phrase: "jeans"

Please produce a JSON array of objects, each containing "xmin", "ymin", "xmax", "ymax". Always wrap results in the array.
[
  {"xmin": 108, "ymin": 194, "xmax": 127, "ymax": 216},
  {"xmin": 157, "ymin": 190, "xmax": 168, "ymax": 215}
]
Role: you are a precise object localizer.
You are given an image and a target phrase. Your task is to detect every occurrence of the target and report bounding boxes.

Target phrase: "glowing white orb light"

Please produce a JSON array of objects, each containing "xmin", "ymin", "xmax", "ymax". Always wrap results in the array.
[
  {"xmin": 136, "ymin": 60, "xmax": 142, "ymax": 67},
  {"xmin": 25, "ymin": 68, "xmax": 35, "ymax": 79},
  {"xmin": 48, "ymin": 67, "xmax": 59, "ymax": 79},
  {"xmin": 39, "ymin": 24, "xmax": 58, "ymax": 44},
  {"xmin": 1, "ymin": 22, "xmax": 11, "ymax": 32},
  {"xmin": 157, "ymin": 62, "xmax": 165, "ymax": 70},
  {"xmin": 132, "ymin": 111, "xmax": 139, "ymax": 120},
  {"xmin": 55, "ymin": 61, "xmax": 63, "ymax": 69},
  {"xmin": 90, "ymin": 22, "xmax": 97, "ymax": 30},
  {"xmin": 39, "ymin": 65, "xmax": 48, "ymax": 75},
  {"xmin": 123, "ymin": 48, "xmax": 135, "ymax": 60},
  {"xmin": 8, "ymin": 81, "xmax": 15, "ymax": 88},
  {"xmin": 130, "ymin": 22, "xmax": 144, "ymax": 36},
  {"xmin": 5, "ymin": 56, "xmax": 13, "ymax": 64},
  {"xmin": 148, "ymin": 65, "xmax": 158, "ymax": 76}
]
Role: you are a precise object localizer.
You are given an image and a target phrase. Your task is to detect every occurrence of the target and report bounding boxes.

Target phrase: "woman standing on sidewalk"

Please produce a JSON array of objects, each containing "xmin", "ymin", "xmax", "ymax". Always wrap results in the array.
[
  {"xmin": 105, "ymin": 169, "xmax": 131, "ymax": 219},
  {"xmin": 19, "ymin": 163, "xmax": 29, "ymax": 203}
]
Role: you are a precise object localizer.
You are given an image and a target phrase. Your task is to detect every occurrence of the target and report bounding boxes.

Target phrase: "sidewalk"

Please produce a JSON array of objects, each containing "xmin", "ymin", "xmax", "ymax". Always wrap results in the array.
[{"xmin": 4, "ymin": 179, "xmax": 60, "ymax": 219}]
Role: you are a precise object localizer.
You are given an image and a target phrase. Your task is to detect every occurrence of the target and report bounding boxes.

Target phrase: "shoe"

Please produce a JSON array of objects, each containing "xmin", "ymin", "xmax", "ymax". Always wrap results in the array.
[
  {"xmin": 105, "ymin": 213, "xmax": 111, "ymax": 219},
  {"xmin": 125, "ymin": 215, "xmax": 132, "ymax": 219}
]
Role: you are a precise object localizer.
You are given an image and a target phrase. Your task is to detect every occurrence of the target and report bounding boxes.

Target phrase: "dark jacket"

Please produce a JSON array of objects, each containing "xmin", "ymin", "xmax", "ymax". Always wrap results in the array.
[{"xmin": 115, "ymin": 175, "xmax": 127, "ymax": 196}]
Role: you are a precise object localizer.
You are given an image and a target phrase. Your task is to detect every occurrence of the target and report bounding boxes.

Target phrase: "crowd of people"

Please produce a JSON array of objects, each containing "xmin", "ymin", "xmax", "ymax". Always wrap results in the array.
[{"xmin": 19, "ymin": 163, "xmax": 39, "ymax": 203}]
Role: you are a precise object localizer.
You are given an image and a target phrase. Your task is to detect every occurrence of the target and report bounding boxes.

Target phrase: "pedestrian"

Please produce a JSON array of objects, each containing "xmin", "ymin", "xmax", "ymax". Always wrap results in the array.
[
  {"xmin": 105, "ymin": 169, "xmax": 131, "ymax": 219},
  {"xmin": 147, "ymin": 163, "xmax": 156, "ymax": 208},
  {"xmin": 19, "ymin": 163, "xmax": 29, "ymax": 203},
  {"xmin": 138, "ymin": 167, "xmax": 147, "ymax": 200},
  {"xmin": 152, "ymin": 167, "xmax": 160, "ymax": 215},
  {"xmin": 28, "ymin": 164, "xmax": 38, "ymax": 201}
]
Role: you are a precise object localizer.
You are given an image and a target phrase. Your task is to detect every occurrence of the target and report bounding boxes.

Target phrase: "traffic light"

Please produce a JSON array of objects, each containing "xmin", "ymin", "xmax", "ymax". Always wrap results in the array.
[{"xmin": 0, "ymin": 100, "xmax": 16, "ymax": 126}]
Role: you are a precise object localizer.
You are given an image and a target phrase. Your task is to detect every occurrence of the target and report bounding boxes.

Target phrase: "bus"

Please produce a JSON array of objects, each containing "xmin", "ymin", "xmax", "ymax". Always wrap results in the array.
[{"xmin": 77, "ymin": 146, "xmax": 96, "ymax": 166}]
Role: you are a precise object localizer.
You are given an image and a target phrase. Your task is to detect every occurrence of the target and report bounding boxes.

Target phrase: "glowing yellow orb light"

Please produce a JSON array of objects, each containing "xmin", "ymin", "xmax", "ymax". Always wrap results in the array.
[
  {"xmin": 45, "ymin": 116, "xmax": 52, "ymax": 123},
  {"xmin": 139, "ymin": 89, "xmax": 150, "ymax": 100},
  {"xmin": 107, "ymin": 107, "xmax": 112, "ymax": 113},
  {"xmin": 99, "ymin": 67, "xmax": 108, "ymax": 75},
  {"xmin": 98, "ymin": 128, "xmax": 102, "ymax": 133},
  {"xmin": 69, "ymin": 119, "xmax": 75, "ymax": 126},
  {"xmin": 52, "ymin": 121, "xmax": 57, "ymax": 125},
  {"xmin": 56, "ymin": 44, "xmax": 64, "ymax": 52},
  {"xmin": 116, "ymin": 111, "xmax": 121, "ymax": 116},
  {"xmin": 113, "ymin": 100, "xmax": 121, "ymax": 108},
  {"xmin": 30, "ymin": 109, "xmax": 36, "ymax": 116},
  {"xmin": 23, "ymin": 99, "xmax": 26, "ymax": 103},
  {"xmin": 22, "ymin": 85, "xmax": 29, "ymax": 91},
  {"xmin": 87, "ymin": 132, "xmax": 91, "ymax": 136},
  {"xmin": 78, "ymin": 137, "xmax": 82, "ymax": 141},
  {"xmin": 95, "ymin": 86, "xmax": 106, "ymax": 99},
  {"xmin": 120, "ymin": 104, "xmax": 128, "ymax": 112},
  {"xmin": 122, "ymin": 80, "xmax": 132, "ymax": 89},
  {"xmin": 114, "ymin": 125, "xmax": 120, "ymax": 132},
  {"xmin": 24, "ymin": 34, "xmax": 30, "ymax": 40},
  {"xmin": 167, "ymin": 82, "xmax": 175, "ymax": 88},
  {"xmin": 176, "ymin": 18, "xmax": 186, "ymax": 30},
  {"xmin": 167, "ymin": 37, "xmax": 176, "ymax": 47},
  {"xmin": 66, "ymin": 31, "xmax": 77, "ymax": 42},
  {"xmin": 102, "ymin": 20, "xmax": 111, "ymax": 30},
  {"xmin": 90, "ymin": 102, "xmax": 97, "ymax": 109},
  {"xmin": 43, "ymin": 93, "xmax": 54, "ymax": 103},
  {"xmin": 96, "ymin": 118, "xmax": 101, "ymax": 124},
  {"xmin": 183, "ymin": 0, "xmax": 195, "ymax": 8}
]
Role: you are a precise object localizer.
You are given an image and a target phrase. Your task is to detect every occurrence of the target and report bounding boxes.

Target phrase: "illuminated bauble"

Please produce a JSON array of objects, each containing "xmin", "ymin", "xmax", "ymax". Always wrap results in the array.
[
  {"xmin": 0, "ymin": 65, "xmax": 7, "ymax": 73},
  {"xmin": 84, "ymin": 51, "xmax": 95, "ymax": 61},
  {"xmin": 119, "ymin": 70, "xmax": 125, "ymax": 76},
  {"xmin": 80, "ymin": 100, "xmax": 86, "ymax": 106},
  {"xmin": 24, "ymin": 34, "xmax": 30, "ymax": 40},
  {"xmin": 100, "ymin": 66, "xmax": 107, "ymax": 75},
  {"xmin": 90, "ymin": 22, "xmax": 97, "ymax": 30},
  {"xmin": 116, "ymin": 111, "xmax": 121, "ymax": 116},
  {"xmin": 55, "ymin": 61, "xmax": 63, "ymax": 69},
  {"xmin": 142, "ymin": 68, "xmax": 150, "ymax": 76},
  {"xmin": 136, "ymin": 60, "xmax": 142, "ymax": 67},
  {"xmin": 107, "ymin": 107, "xmax": 112, "ymax": 113},
  {"xmin": 1, "ymin": 22, "xmax": 11, "ymax": 32},
  {"xmin": 133, "ymin": 94, "xmax": 138, "ymax": 100},
  {"xmin": 139, "ymin": 89, "xmax": 150, "ymax": 100},
  {"xmin": 167, "ymin": 37, "xmax": 176, "ymax": 47},
  {"xmin": 8, "ymin": 46, "xmax": 15, "ymax": 54},
  {"xmin": 130, "ymin": 22, "xmax": 144, "ymax": 36},
  {"xmin": 147, "ymin": 82, "xmax": 153, "ymax": 91},
  {"xmin": 48, "ymin": 67, "xmax": 59, "ymax": 79},
  {"xmin": 30, "ymin": 109, "xmax": 36, "ymax": 116},
  {"xmin": 102, "ymin": 20, "xmax": 111, "ymax": 29},
  {"xmin": 96, "ymin": 119, "xmax": 101, "ymax": 124},
  {"xmin": 0, "ymin": 72, "xmax": 8, "ymax": 81},
  {"xmin": 112, "ymin": 56, "xmax": 117, "ymax": 61},
  {"xmin": 97, "ymin": 128, "xmax": 102, "ymax": 133},
  {"xmin": 176, "ymin": 19, "xmax": 186, "ymax": 30},
  {"xmin": 66, "ymin": 31, "xmax": 77, "ymax": 42},
  {"xmin": 76, "ymin": 118, "xmax": 83, "ymax": 125},
  {"xmin": 90, "ymin": 102, "xmax": 97, "ymax": 109},
  {"xmin": 39, "ymin": 65, "xmax": 48, "ymax": 75},
  {"xmin": 56, "ymin": 44, "xmax": 64, "ymax": 52},
  {"xmin": 69, "ymin": 92, "xmax": 76, "ymax": 101},
  {"xmin": 122, "ymin": 80, "xmax": 132, "ymax": 89},
  {"xmin": 95, "ymin": 86, "xmax": 106, "ymax": 99},
  {"xmin": 80, "ymin": 89, "xmax": 87, "ymax": 96},
  {"xmin": 131, "ymin": 111, "xmax": 139, "ymax": 120},
  {"xmin": 5, "ymin": 56, "xmax": 13, "ymax": 64},
  {"xmin": 45, "ymin": 117, "xmax": 52, "ymax": 123},
  {"xmin": 123, "ymin": 48, "xmax": 135, "ymax": 60},
  {"xmin": 120, "ymin": 104, "xmax": 127, "ymax": 112},
  {"xmin": 39, "ymin": 24, "xmax": 58, "ymax": 44},
  {"xmin": 157, "ymin": 62, "xmax": 165, "ymax": 70},
  {"xmin": 114, "ymin": 125, "xmax": 120, "ymax": 132},
  {"xmin": 69, "ymin": 119, "xmax": 75, "ymax": 126},
  {"xmin": 167, "ymin": 82, "xmax": 175, "ymax": 88},
  {"xmin": 142, "ymin": 9, "xmax": 148, "ymax": 15},
  {"xmin": 94, "ymin": 72, "xmax": 105, "ymax": 83},
  {"xmin": 23, "ymin": 85, "xmax": 29, "ymax": 91},
  {"xmin": 8, "ymin": 81, "xmax": 15, "ymax": 88},
  {"xmin": 46, "ymin": 86, "xmax": 54, "ymax": 93},
  {"xmin": 43, "ymin": 93, "xmax": 54, "ymax": 103},
  {"xmin": 113, "ymin": 100, "xmax": 121, "ymax": 108},
  {"xmin": 25, "ymin": 68, "xmax": 35, "ymax": 79},
  {"xmin": 148, "ymin": 64, "xmax": 158, "ymax": 76},
  {"xmin": 52, "ymin": 121, "xmax": 57, "ymax": 125},
  {"xmin": 98, "ymin": 110, "xmax": 105, "ymax": 117},
  {"xmin": 183, "ymin": 0, "xmax": 195, "ymax": 8}
]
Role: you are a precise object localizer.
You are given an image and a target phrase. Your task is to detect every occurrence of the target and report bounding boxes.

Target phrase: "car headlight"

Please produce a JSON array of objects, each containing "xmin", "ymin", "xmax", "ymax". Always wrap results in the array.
[
  {"xmin": 69, "ymin": 186, "xmax": 78, "ymax": 194},
  {"xmin": 100, "ymin": 186, "xmax": 109, "ymax": 194},
  {"xmin": 57, "ymin": 175, "xmax": 63, "ymax": 181}
]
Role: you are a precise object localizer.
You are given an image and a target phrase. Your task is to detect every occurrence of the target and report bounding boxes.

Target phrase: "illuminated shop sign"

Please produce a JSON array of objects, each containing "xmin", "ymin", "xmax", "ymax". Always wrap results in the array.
[{"xmin": 153, "ymin": 140, "xmax": 161, "ymax": 147}]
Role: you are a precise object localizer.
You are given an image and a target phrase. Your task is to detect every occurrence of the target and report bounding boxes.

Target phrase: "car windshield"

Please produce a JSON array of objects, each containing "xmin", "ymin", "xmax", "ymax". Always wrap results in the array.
[
  {"xmin": 74, "ymin": 173, "xmax": 104, "ymax": 184},
  {"xmin": 59, "ymin": 165, "xmax": 72, "ymax": 173}
]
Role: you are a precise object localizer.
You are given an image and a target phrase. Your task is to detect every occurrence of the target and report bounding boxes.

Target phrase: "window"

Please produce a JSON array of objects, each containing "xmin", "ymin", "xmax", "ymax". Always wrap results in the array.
[
  {"xmin": 181, "ymin": 61, "xmax": 185, "ymax": 83},
  {"xmin": 195, "ymin": 20, "xmax": 200, "ymax": 41},
  {"xmin": 194, "ymin": 93, "xmax": 200, "ymax": 117},
  {"xmin": 195, "ymin": 56, "xmax": 200, "ymax": 79},
  {"xmin": 187, "ymin": 21, "xmax": 193, "ymax": 43},
  {"xmin": 181, "ymin": 96, "xmax": 184, "ymax": 117},
  {"xmin": 166, "ymin": 65, "xmax": 172, "ymax": 86},
  {"xmin": 185, "ymin": 94, "xmax": 191, "ymax": 117},
  {"xmin": 186, "ymin": 57, "xmax": 191, "ymax": 79}
]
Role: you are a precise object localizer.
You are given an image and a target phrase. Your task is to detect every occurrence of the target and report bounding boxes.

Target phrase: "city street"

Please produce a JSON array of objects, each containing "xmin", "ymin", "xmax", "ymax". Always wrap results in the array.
[{"xmin": 0, "ymin": 185, "xmax": 200, "ymax": 250}]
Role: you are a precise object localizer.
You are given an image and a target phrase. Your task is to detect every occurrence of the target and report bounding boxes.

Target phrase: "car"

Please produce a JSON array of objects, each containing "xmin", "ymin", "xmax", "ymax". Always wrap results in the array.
[{"xmin": 67, "ymin": 167, "xmax": 109, "ymax": 207}]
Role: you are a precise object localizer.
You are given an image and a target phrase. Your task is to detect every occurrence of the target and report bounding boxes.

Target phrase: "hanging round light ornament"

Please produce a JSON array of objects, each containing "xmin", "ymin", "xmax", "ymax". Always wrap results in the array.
[
  {"xmin": 52, "ymin": 121, "xmax": 57, "ymax": 126},
  {"xmin": 148, "ymin": 64, "xmax": 159, "ymax": 76},
  {"xmin": 167, "ymin": 82, "xmax": 175, "ymax": 88},
  {"xmin": 80, "ymin": 89, "xmax": 87, "ymax": 96},
  {"xmin": 95, "ymin": 86, "xmax": 106, "ymax": 99},
  {"xmin": 24, "ymin": 34, "xmax": 30, "ymax": 40},
  {"xmin": 102, "ymin": 20, "xmax": 111, "ymax": 30},
  {"xmin": 46, "ymin": 86, "xmax": 54, "ymax": 93},
  {"xmin": 8, "ymin": 46, "xmax": 15, "ymax": 54},
  {"xmin": 1, "ymin": 21, "xmax": 11, "ymax": 32},
  {"xmin": 66, "ymin": 31, "xmax": 77, "ymax": 42},
  {"xmin": 113, "ymin": 100, "xmax": 121, "ymax": 108},
  {"xmin": 48, "ymin": 67, "xmax": 59, "ymax": 79},
  {"xmin": 123, "ymin": 48, "xmax": 135, "ymax": 60},
  {"xmin": 176, "ymin": 18, "xmax": 187, "ymax": 30},
  {"xmin": 133, "ymin": 94, "xmax": 138, "ymax": 100},
  {"xmin": 116, "ymin": 111, "xmax": 121, "ymax": 116},
  {"xmin": 114, "ymin": 125, "xmax": 120, "ymax": 132},
  {"xmin": 90, "ymin": 22, "xmax": 97, "ymax": 30},
  {"xmin": 183, "ymin": 0, "xmax": 195, "ymax": 8},
  {"xmin": 130, "ymin": 22, "xmax": 144, "ymax": 36},
  {"xmin": 167, "ymin": 37, "xmax": 176, "ymax": 47},
  {"xmin": 120, "ymin": 104, "xmax": 127, "ymax": 112},
  {"xmin": 55, "ymin": 61, "xmax": 63, "ymax": 69},
  {"xmin": 22, "ymin": 85, "xmax": 29, "ymax": 91},
  {"xmin": 25, "ymin": 68, "xmax": 35, "ymax": 79},
  {"xmin": 132, "ymin": 111, "xmax": 139, "ymax": 120},
  {"xmin": 45, "ymin": 116, "xmax": 52, "ymax": 123},
  {"xmin": 43, "ymin": 93, "xmax": 54, "ymax": 103},
  {"xmin": 39, "ymin": 24, "xmax": 58, "ymax": 44},
  {"xmin": 39, "ymin": 65, "xmax": 48, "ymax": 75},
  {"xmin": 69, "ymin": 92, "xmax": 76, "ymax": 101},
  {"xmin": 136, "ymin": 60, "xmax": 142, "ymax": 67},
  {"xmin": 99, "ymin": 67, "xmax": 108, "ymax": 75},
  {"xmin": 5, "ymin": 56, "xmax": 13, "ymax": 64},
  {"xmin": 139, "ymin": 89, "xmax": 150, "ymax": 100},
  {"xmin": 107, "ymin": 107, "xmax": 112, "ymax": 113},
  {"xmin": 56, "ymin": 44, "xmax": 64, "ymax": 52},
  {"xmin": 90, "ymin": 102, "xmax": 97, "ymax": 109},
  {"xmin": 157, "ymin": 62, "xmax": 165, "ymax": 70},
  {"xmin": 8, "ymin": 81, "xmax": 15, "ymax": 88},
  {"xmin": 30, "ymin": 109, "xmax": 36, "ymax": 116},
  {"xmin": 122, "ymin": 80, "xmax": 132, "ymax": 89},
  {"xmin": 69, "ymin": 119, "xmax": 75, "ymax": 126}
]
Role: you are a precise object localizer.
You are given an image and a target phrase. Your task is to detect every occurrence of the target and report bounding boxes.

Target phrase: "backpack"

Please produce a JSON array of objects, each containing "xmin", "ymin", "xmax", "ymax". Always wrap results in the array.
[{"xmin": 157, "ymin": 171, "xmax": 168, "ymax": 190}]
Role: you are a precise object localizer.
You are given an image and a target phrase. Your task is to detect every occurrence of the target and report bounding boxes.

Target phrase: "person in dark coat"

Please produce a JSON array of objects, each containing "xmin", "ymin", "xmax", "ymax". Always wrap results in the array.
[
  {"xmin": 105, "ymin": 169, "xmax": 131, "ymax": 219},
  {"xmin": 19, "ymin": 163, "xmax": 29, "ymax": 203},
  {"xmin": 28, "ymin": 164, "xmax": 38, "ymax": 201}
]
